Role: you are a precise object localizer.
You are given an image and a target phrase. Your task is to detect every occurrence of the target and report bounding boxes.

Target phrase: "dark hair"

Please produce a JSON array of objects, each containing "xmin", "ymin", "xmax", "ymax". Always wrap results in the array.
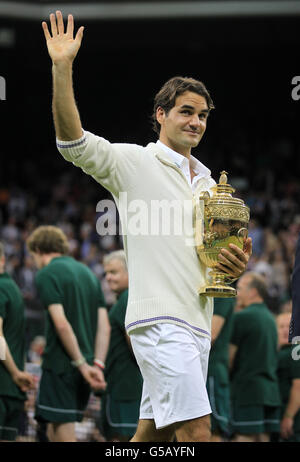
[
  {"xmin": 245, "ymin": 272, "xmax": 268, "ymax": 301},
  {"xmin": 152, "ymin": 76, "xmax": 215, "ymax": 135},
  {"xmin": 0, "ymin": 241, "xmax": 4, "ymax": 259},
  {"xmin": 27, "ymin": 226, "xmax": 69, "ymax": 255}
]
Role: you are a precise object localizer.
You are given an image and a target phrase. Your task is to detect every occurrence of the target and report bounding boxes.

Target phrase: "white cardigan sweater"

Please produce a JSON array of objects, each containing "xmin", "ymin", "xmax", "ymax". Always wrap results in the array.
[{"xmin": 57, "ymin": 130, "xmax": 216, "ymax": 339}]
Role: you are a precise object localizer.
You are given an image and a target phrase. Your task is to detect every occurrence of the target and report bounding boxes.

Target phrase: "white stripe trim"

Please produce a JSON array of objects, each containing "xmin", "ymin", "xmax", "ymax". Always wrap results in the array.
[
  {"xmin": 106, "ymin": 394, "xmax": 138, "ymax": 428},
  {"xmin": 0, "ymin": 425, "xmax": 18, "ymax": 433},
  {"xmin": 208, "ymin": 376, "xmax": 229, "ymax": 424},
  {"xmin": 232, "ymin": 419, "xmax": 280, "ymax": 426},
  {"xmin": 37, "ymin": 404, "xmax": 84, "ymax": 414}
]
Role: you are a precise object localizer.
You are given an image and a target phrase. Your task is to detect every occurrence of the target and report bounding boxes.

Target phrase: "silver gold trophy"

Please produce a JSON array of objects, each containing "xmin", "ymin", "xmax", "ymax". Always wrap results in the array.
[{"xmin": 196, "ymin": 171, "xmax": 250, "ymax": 297}]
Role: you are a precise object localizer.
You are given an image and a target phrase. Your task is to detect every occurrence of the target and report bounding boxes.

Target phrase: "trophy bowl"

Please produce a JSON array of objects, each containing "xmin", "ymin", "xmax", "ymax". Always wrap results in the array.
[{"xmin": 196, "ymin": 171, "xmax": 250, "ymax": 297}]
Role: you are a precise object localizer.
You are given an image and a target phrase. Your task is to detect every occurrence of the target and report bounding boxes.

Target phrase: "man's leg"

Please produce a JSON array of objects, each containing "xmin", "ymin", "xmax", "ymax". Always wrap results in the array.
[
  {"xmin": 131, "ymin": 415, "xmax": 211, "ymax": 443},
  {"xmin": 231, "ymin": 433, "xmax": 257, "ymax": 442},
  {"xmin": 47, "ymin": 422, "xmax": 77, "ymax": 442},
  {"xmin": 256, "ymin": 432, "xmax": 270, "ymax": 442},
  {"xmin": 131, "ymin": 419, "xmax": 176, "ymax": 442},
  {"xmin": 175, "ymin": 414, "xmax": 211, "ymax": 442},
  {"xmin": 231, "ymin": 432, "xmax": 270, "ymax": 442},
  {"xmin": 210, "ymin": 432, "xmax": 223, "ymax": 442}
]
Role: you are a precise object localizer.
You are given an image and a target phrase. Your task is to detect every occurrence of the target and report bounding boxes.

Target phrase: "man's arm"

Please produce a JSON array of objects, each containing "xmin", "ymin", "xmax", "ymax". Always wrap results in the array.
[
  {"xmin": 42, "ymin": 11, "xmax": 84, "ymax": 141},
  {"xmin": 229, "ymin": 343, "xmax": 238, "ymax": 370},
  {"xmin": 0, "ymin": 317, "xmax": 35, "ymax": 392},
  {"xmin": 211, "ymin": 314, "xmax": 225, "ymax": 345},
  {"xmin": 48, "ymin": 304, "xmax": 83, "ymax": 361},
  {"xmin": 280, "ymin": 378, "xmax": 300, "ymax": 439},
  {"xmin": 48, "ymin": 304, "xmax": 106, "ymax": 390},
  {"xmin": 94, "ymin": 307, "xmax": 111, "ymax": 369}
]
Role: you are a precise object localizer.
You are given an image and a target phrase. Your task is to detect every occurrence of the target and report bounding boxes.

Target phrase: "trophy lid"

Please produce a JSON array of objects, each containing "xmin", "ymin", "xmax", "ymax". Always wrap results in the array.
[
  {"xmin": 211, "ymin": 171, "xmax": 235, "ymax": 196},
  {"xmin": 208, "ymin": 171, "xmax": 250, "ymax": 223}
]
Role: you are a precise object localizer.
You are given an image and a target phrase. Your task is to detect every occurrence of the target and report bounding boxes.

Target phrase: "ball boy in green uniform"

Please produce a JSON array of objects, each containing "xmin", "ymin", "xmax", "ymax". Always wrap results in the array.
[
  {"xmin": 27, "ymin": 226, "xmax": 110, "ymax": 442},
  {"xmin": 277, "ymin": 312, "xmax": 300, "ymax": 442},
  {"xmin": 229, "ymin": 272, "xmax": 281, "ymax": 442},
  {"xmin": 0, "ymin": 242, "xmax": 35, "ymax": 441},
  {"xmin": 99, "ymin": 250, "xmax": 143, "ymax": 441},
  {"xmin": 207, "ymin": 297, "xmax": 234, "ymax": 441}
]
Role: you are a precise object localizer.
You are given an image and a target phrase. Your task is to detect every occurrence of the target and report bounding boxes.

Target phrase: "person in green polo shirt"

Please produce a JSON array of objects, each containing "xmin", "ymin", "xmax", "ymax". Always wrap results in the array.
[
  {"xmin": 229, "ymin": 271, "xmax": 281, "ymax": 442},
  {"xmin": 99, "ymin": 250, "xmax": 143, "ymax": 441},
  {"xmin": 26, "ymin": 226, "xmax": 111, "ymax": 442},
  {"xmin": 276, "ymin": 311, "xmax": 300, "ymax": 442},
  {"xmin": 207, "ymin": 297, "xmax": 234, "ymax": 441},
  {"xmin": 0, "ymin": 241, "xmax": 35, "ymax": 441}
]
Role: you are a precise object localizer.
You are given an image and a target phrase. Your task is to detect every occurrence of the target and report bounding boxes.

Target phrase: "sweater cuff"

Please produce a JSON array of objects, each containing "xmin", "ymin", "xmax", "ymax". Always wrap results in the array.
[{"xmin": 56, "ymin": 130, "xmax": 88, "ymax": 158}]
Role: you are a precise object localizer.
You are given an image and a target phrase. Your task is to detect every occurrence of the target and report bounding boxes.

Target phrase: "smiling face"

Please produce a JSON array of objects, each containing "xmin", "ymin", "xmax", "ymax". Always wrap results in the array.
[
  {"xmin": 104, "ymin": 258, "xmax": 128, "ymax": 295},
  {"xmin": 156, "ymin": 91, "xmax": 209, "ymax": 157}
]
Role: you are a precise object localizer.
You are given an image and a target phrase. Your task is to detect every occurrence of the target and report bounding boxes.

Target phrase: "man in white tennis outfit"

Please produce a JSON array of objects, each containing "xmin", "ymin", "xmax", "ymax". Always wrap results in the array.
[{"xmin": 42, "ymin": 11, "xmax": 252, "ymax": 442}]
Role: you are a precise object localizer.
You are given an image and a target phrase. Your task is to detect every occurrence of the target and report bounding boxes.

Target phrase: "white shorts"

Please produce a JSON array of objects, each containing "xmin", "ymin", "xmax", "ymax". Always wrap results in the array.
[{"xmin": 130, "ymin": 323, "xmax": 211, "ymax": 429}]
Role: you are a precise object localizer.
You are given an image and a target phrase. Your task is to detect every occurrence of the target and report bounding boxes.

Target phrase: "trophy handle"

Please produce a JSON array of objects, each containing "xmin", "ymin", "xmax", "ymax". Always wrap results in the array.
[
  {"xmin": 199, "ymin": 191, "xmax": 210, "ymax": 204},
  {"xmin": 237, "ymin": 227, "xmax": 248, "ymax": 245}
]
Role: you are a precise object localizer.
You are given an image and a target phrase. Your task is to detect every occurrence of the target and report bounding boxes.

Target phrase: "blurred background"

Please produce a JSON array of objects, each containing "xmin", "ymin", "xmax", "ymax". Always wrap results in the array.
[{"xmin": 0, "ymin": 2, "xmax": 300, "ymax": 439}]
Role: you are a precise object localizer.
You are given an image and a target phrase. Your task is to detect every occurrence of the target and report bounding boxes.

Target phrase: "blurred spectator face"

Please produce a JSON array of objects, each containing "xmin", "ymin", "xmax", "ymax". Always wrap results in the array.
[
  {"xmin": 280, "ymin": 300, "xmax": 292, "ymax": 313},
  {"xmin": 24, "ymin": 255, "xmax": 35, "ymax": 268},
  {"xmin": 29, "ymin": 336, "xmax": 46, "ymax": 364},
  {"xmin": 31, "ymin": 336, "xmax": 45, "ymax": 355},
  {"xmin": 236, "ymin": 274, "xmax": 253, "ymax": 309},
  {"xmin": 104, "ymin": 258, "xmax": 128, "ymax": 295},
  {"xmin": 276, "ymin": 312, "xmax": 291, "ymax": 347},
  {"xmin": 0, "ymin": 254, "xmax": 5, "ymax": 272},
  {"xmin": 80, "ymin": 223, "xmax": 92, "ymax": 240}
]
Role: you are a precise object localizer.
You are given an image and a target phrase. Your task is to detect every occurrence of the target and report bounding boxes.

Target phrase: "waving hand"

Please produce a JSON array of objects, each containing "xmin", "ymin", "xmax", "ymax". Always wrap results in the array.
[{"xmin": 42, "ymin": 11, "xmax": 84, "ymax": 64}]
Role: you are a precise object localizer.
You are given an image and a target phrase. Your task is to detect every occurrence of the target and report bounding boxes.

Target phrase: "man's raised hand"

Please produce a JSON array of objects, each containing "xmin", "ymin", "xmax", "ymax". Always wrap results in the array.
[{"xmin": 42, "ymin": 11, "xmax": 84, "ymax": 64}]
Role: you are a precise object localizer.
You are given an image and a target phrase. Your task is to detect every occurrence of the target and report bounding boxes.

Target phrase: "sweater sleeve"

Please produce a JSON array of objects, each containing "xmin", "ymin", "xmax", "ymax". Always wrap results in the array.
[{"xmin": 56, "ymin": 130, "xmax": 143, "ymax": 196}]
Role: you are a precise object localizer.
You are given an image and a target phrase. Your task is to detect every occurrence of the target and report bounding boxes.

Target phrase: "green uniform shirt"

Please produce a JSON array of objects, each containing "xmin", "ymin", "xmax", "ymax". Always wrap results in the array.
[
  {"xmin": 208, "ymin": 298, "xmax": 234, "ymax": 385},
  {"xmin": 0, "ymin": 273, "xmax": 26, "ymax": 400},
  {"xmin": 35, "ymin": 256, "xmax": 106, "ymax": 374},
  {"xmin": 277, "ymin": 345, "xmax": 300, "ymax": 432},
  {"xmin": 230, "ymin": 303, "xmax": 281, "ymax": 406},
  {"xmin": 105, "ymin": 289, "xmax": 143, "ymax": 401}
]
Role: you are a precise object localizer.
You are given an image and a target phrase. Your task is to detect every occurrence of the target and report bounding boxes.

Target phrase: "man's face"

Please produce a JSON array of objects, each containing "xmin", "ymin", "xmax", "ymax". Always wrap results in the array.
[
  {"xmin": 104, "ymin": 258, "xmax": 128, "ymax": 294},
  {"xmin": 277, "ymin": 313, "xmax": 291, "ymax": 346},
  {"xmin": 236, "ymin": 275, "xmax": 253, "ymax": 309},
  {"xmin": 157, "ymin": 91, "xmax": 209, "ymax": 156}
]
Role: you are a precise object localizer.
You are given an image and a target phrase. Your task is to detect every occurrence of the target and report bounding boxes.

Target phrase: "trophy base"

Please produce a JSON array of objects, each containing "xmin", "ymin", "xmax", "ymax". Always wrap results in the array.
[{"xmin": 198, "ymin": 285, "xmax": 237, "ymax": 298}]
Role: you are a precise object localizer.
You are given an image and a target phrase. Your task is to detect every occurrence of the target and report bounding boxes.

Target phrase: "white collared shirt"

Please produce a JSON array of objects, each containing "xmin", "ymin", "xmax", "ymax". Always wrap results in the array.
[{"xmin": 156, "ymin": 140, "xmax": 211, "ymax": 192}]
